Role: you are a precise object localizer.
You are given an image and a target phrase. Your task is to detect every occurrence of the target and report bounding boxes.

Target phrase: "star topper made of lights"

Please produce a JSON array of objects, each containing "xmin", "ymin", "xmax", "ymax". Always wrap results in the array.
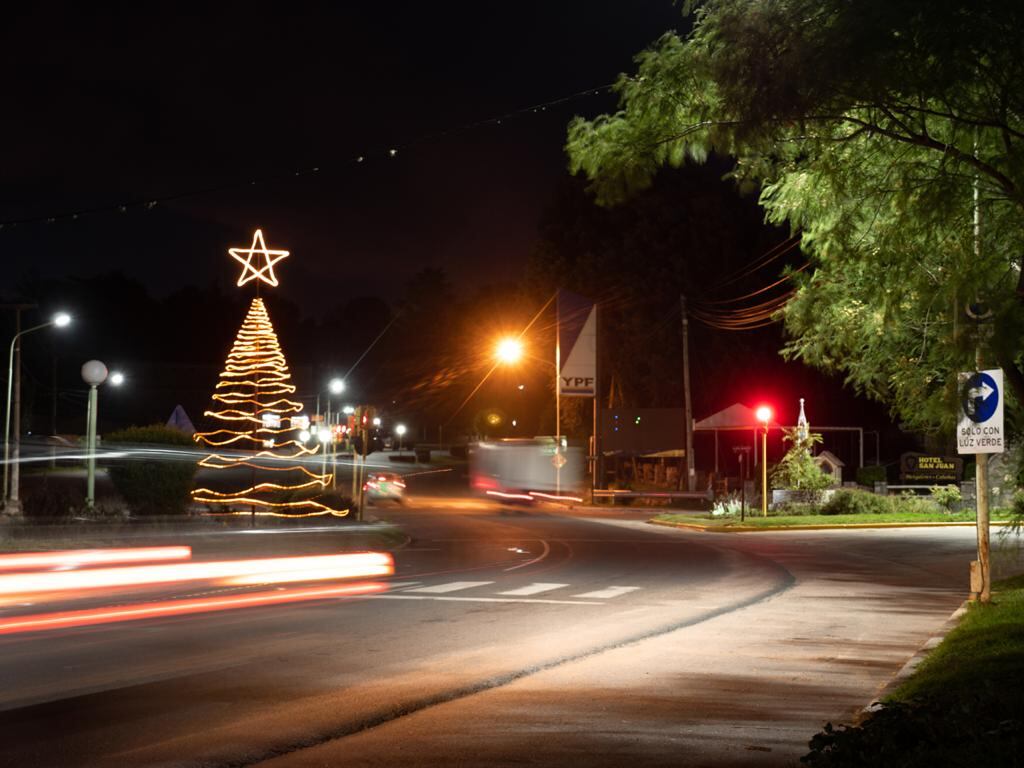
[{"xmin": 229, "ymin": 229, "xmax": 290, "ymax": 287}]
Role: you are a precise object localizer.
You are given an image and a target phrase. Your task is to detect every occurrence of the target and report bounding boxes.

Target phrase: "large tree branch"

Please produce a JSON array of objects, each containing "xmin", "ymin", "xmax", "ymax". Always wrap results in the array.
[{"xmin": 835, "ymin": 115, "xmax": 1021, "ymax": 205}]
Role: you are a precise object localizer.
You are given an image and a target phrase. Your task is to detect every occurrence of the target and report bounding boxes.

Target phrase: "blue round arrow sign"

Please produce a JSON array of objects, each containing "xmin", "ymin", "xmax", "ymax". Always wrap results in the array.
[{"xmin": 960, "ymin": 372, "xmax": 1000, "ymax": 423}]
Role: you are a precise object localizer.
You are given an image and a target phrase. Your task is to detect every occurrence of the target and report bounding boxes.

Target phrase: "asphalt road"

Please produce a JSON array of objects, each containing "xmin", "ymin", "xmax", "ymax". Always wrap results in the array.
[{"xmin": 0, "ymin": 492, "xmax": 1020, "ymax": 767}]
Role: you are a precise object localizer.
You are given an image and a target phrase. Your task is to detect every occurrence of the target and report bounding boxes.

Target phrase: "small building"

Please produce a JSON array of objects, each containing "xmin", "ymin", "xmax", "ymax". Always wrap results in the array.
[{"xmin": 814, "ymin": 450, "xmax": 845, "ymax": 486}]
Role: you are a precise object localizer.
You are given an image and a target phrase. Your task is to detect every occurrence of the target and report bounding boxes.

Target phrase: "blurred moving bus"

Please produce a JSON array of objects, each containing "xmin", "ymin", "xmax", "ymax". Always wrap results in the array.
[{"xmin": 469, "ymin": 437, "xmax": 584, "ymax": 500}]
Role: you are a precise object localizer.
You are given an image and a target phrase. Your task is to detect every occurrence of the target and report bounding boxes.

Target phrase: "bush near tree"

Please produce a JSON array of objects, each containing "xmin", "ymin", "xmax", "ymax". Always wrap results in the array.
[
  {"xmin": 820, "ymin": 489, "xmax": 893, "ymax": 516},
  {"xmin": 929, "ymin": 484, "xmax": 962, "ymax": 513},
  {"xmin": 770, "ymin": 427, "xmax": 833, "ymax": 502},
  {"xmin": 105, "ymin": 424, "xmax": 197, "ymax": 516}
]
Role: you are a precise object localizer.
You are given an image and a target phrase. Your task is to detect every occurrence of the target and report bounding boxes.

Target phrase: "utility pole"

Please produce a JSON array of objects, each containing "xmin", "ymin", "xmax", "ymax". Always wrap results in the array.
[
  {"xmin": 680, "ymin": 295, "xmax": 695, "ymax": 492},
  {"xmin": 592, "ymin": 304, "xmax": 601, "ymax": 493}
]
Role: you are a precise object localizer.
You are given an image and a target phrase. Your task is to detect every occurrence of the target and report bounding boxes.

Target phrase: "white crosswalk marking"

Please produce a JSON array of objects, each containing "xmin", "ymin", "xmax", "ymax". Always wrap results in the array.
[
  {"xmin": 404, "ymin": 581, "xmax": 494, "ymax": 594},
  {"xmin": 497, "ymin": 583, "xmax": 569, "ymax": 597},
  {"xmin": 572, "ymin": 586, "xmax": 641, "ymax": 599}
]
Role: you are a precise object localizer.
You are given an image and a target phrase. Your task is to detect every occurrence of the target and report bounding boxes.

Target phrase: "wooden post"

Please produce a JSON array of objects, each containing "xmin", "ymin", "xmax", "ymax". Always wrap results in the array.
[{"xmin": 680, "ymin": 295, "xmax": 695, "ymax": 491}]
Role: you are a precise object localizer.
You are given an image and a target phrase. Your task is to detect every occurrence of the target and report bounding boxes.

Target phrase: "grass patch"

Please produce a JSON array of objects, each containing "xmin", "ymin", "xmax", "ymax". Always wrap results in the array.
[
  {"xmin": 655, "ymin": 510, "xmax": 1011, "ymax": 528},
  {"xmin": 802, "ymin": 574, "xmax": 1024, "ymax": 766},
  {"xmin": 891, "ymin": 573, "xmax": 1024, "ymax": 705}
]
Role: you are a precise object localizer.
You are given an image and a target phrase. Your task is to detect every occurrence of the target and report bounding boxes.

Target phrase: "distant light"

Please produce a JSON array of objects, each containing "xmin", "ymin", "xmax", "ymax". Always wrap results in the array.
[
  {"xmin": 342, "ymin": 405, "xmax": 354, "ymax": 415},
  {"xmin": 109, "ymin": 371, "xmax": 125, "ymax": 386},
  {"xmin": 517, "ymin": 384, "xmax": 525, "ymax": 390},
  {"xmin": 52, "ymin": 312, "xmax": 71, "ymax": 328},
  {"xmin": 372, "ymin": 417, "xmax": 381, "ymax": 427},
  {"xmin": 511, "ymin": 419, "xmax": 517, "ymax": 427},
  {"xmin": 395, "ymin": 424, "xmax": 407, "ymax": 436},
  {"xmin": 756, "ymin": 405, "xmax": 773, "ymax": 423},
  {"xmin": 496, "ymin": 337, "xmax": 523, "ymax": 364},
  {"xmin": 298, "ymin": 429, "xmax": 311, "ymax": 443},
  {"xmin": 318, "ymin": 429, "xmax": 331, "ymax": 444},
  {"xmin": 328, "ymin": 378, "xmax": 345, "ymax": 395}
]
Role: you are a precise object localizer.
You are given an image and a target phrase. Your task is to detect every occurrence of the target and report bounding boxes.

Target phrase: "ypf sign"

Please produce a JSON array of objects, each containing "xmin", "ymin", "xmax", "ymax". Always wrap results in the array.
[{"xmin": 957, "ymin": 369, "xmax": 1004, "ymax": 454}]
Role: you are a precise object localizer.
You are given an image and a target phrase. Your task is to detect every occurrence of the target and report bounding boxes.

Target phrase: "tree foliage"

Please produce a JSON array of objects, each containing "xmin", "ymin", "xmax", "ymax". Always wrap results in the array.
[
  {"xmin": 771, "ymin": 427, "xmax": 832, "ymax": 494},
  {"xmin": 566, "ymin": 0, "xmax": 1024, "ymax": 437}
]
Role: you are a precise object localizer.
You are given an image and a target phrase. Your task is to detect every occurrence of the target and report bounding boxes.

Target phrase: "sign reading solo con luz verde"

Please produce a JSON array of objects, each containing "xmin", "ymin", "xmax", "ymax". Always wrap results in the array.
[{"xmin": 957, "ymin": 368, "xmax": 1005, "ymax": 455}]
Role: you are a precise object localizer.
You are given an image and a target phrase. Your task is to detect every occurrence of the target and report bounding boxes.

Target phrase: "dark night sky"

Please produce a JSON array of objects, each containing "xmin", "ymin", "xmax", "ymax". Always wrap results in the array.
[
  {"xmin": 0, "ymin": 3, "xmax": 913, "ymax": 462},
  {"xmin": 0, "ymin": 2, "xmax": 684, "ymax": 305}
]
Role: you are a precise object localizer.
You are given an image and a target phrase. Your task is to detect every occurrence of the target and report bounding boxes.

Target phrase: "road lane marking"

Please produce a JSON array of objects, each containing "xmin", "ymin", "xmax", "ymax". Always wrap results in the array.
[
  {"xmin": 497, "ymin": 583, "xmax": 569, "ymax": 596},
  {"xmin": 573, "ymin": 586, "xmax": 641, "ymax": 599},
  {"xmin": 503, "ymin": 540, "xmax": 551, "ymax": 572},
  {"xmin": 370, "ymin": 595, "xmax": 599, "ymax": 605},
  {"xmin": 403, "ymin": 581, "xmax": 494, "ymax": 594}
]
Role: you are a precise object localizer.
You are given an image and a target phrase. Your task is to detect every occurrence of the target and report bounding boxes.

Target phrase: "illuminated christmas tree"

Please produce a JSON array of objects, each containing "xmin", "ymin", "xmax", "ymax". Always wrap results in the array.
[{"xmin": 191, "ymin": 231, "xmax": 346, "ymax": 517}]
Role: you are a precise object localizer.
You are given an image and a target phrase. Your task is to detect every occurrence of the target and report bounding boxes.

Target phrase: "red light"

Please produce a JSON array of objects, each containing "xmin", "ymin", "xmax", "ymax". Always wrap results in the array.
[{"xmin": 755, "ymin": 406, "xmax": 772, "ymax": 423}]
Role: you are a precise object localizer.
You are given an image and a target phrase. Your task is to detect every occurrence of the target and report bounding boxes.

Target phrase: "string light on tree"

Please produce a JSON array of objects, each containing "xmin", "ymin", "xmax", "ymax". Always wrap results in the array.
[{"xmin": 191, "ymin": 231, "xmax": 346, "ymax": 517}]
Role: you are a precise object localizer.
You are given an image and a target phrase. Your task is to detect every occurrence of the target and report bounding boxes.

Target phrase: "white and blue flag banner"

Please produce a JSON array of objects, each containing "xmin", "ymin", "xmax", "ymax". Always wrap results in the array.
[{"xmin": 558, "ymin": 290, "xmax": 596, "ymax": 397}]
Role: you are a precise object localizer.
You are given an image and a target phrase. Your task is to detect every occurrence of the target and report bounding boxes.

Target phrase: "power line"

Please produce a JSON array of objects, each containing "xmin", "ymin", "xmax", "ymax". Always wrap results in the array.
[{"xmin": 0, "ymin": 84, "xmax": 616, "ymax": 231}]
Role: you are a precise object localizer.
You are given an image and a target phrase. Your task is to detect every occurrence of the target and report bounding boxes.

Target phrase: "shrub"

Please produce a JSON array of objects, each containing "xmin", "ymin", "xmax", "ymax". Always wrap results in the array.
[
  {"xmin": 855, "ymin": 465, "xmax": 886, "ymax": 487},
  {"xmin": 711, "ymin": 493, "xmax": 742, "ymax": 517},
  {"xmin": 21, "ymin": 480, "xmax": 79, "ymax": 519},
  {"xmin": 892, "ymin": 491, "xmax": 939, "ymax": 515},
  {"xmin": 770, "ymin": 501, "xmax": 818, "ymax": 516},
  {"xmin": 820, "ymin": 489, "xmax": 893, "ymax": 516},
  {"xmin": 929, "ymin": 484, "xmax": 962, "ymax": 512},
  {"xmin": 802, "ymin": 698, "xmax": 1022, "ymax": 767},
  {"xmin": 105, "ymin": 424, "xmax": 197, "ymax": 516}
]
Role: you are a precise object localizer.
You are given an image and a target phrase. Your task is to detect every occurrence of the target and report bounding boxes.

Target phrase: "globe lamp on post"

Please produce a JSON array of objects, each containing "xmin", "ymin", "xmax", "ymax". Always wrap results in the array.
[
  {"xmin": 395, "ymin": 423, "xmax": 407, "ymax": 453},
  {"xmin": 81, "ymin": 359, "xmax": 109, "ymax": 510},
  {"xmin": 756, "ymin": 405, "xmax": 772, "ymax": 517}
]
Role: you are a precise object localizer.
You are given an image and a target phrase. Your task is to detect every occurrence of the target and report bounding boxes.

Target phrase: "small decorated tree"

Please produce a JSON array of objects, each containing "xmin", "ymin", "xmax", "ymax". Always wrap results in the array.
[
  {"xmin": 191, "ymin": 230, "xmax": 346, "ymax": 517},
  {"xmin": 771, "ymin": 427, "xmax": 833, "ymax": 502}
]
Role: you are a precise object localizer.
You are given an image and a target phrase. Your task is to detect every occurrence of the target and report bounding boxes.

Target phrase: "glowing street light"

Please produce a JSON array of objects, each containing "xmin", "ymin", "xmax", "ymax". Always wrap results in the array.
[
  {"xmin": 395, "ymin": 423, "xmax": 407, "ymax": 452},
  {"xmin": 495, "ymin": 337, "xmax": 523, "ymax": 365},
  {"xmin": 109, "ymin": 371, "xmax": 125, "ymax": 387},
  {"xmin": 756, "ymin": 405, "xmax": 773, "ymax": 517},
  {"xmin": 328, "ymin": 377, "xmax": 345, "ymax": 395},
  {"xmin": 4, "ymin": 311, "xmax": 72, "ymax": 512}
]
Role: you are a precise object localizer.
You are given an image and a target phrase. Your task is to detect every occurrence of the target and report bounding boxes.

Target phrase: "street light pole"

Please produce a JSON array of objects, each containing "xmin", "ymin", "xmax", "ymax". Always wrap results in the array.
[
  {"xmin": 761, "ymin": 427, "xmax": 768, "ymax": 517},
  {"xmin": 555, "ymin": 300, "xmax": 561, "ymax": 496},
  {"xmin": 4, "ymin": 312, "xmax": 71, "ymax": 512},
  {"xmin": 80, "ymin": 359, "xmax": 108, "ymax": 510},
  {"xmin": 756, "ymin": 406, "xmax": 772, "ymax": 518}
]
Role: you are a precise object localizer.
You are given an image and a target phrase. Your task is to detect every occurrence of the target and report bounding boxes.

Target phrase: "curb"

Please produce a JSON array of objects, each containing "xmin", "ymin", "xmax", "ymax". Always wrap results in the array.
[
  {"xmin": 857, "ymin": 601, "xmax": 970, "ymax": 723},
  {"xmin": 647, "ymin": 519, "xmax": 1012, "ymax": 533}
]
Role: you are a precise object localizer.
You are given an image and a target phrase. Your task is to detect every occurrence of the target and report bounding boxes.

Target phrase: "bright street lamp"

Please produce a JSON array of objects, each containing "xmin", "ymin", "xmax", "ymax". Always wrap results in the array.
[
  {"xmin": 109, "ymin": 371, "xmax": 125, "ymax": 386},
  {"xmin": 756, "ymin": 405, "xmax": 773, "ymax": 517},
  {"xmin": 495, "ymin": 337, "xmax": 523, "ymax": 365},
  {"xmin": 395, "ymin": 423, "xmax": 407, "ymax": 452},
  {"xmin": 328, "ymin": 377, "xmax": 345, "ymax": 395},
  {"xmin": 4, "ymin": 311, "xmax": 72, "ymax": 512}
]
